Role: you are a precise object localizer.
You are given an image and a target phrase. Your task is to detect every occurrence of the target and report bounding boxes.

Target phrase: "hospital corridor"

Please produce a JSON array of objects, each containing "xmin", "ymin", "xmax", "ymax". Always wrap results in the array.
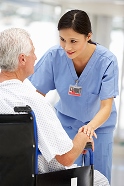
[
  {"xmin": 0, "ymin": 0, "xmax": 124, "ymax": 186},
  {"xmin": 111, "ymin": 143, "xmax": 124, "ymax": 186}
]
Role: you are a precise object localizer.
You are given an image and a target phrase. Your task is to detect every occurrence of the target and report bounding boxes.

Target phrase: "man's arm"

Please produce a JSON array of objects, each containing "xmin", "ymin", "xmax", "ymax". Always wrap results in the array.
[{"xmin": 55, "ymin": 132, "xmax": 92, "ymax": 166}]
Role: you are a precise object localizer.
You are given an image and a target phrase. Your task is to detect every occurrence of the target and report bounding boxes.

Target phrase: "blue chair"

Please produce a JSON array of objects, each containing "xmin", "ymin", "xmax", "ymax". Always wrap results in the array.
[{"xmin": 0, "ymin": 106, "xmax": 94, "ymax": 186}]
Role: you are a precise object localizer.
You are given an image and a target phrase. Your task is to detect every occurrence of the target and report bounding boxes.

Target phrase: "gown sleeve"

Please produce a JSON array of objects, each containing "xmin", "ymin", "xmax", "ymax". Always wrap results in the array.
[{"xmin": 32, "ymin": 93, "xmax": 73, "ymax": 163}]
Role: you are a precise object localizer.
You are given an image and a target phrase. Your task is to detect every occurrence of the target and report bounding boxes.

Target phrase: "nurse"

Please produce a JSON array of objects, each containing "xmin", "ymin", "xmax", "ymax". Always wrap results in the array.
[{"xmin": 29, "ymin": 9, "xmax": 119, "ymax": 183}]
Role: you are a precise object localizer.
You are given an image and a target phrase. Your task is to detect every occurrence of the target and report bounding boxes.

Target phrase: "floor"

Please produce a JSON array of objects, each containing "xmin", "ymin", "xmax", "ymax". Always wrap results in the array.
[{"xmin": 111, "ymin": 143, "xmax": 124, "ymax": 186}]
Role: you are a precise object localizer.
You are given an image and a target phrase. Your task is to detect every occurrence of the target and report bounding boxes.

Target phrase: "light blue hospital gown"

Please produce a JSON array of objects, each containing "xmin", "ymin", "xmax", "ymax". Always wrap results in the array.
[{"xmin": 29, "ymin": 43, "xmax": 119, "ymax": 183}]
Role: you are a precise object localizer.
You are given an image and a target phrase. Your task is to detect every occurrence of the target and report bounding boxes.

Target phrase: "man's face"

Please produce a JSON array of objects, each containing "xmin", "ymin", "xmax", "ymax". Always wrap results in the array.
[{"xmin": 23, "ymin": 40, "xmax": 37, "ymax": 77}]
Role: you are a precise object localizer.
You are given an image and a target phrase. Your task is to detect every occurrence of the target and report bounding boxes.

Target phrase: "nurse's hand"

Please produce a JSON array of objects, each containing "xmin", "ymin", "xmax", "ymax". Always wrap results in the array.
[{"xmin": 78, "ymin": 125, "xmax": 97, "ymax": 139}]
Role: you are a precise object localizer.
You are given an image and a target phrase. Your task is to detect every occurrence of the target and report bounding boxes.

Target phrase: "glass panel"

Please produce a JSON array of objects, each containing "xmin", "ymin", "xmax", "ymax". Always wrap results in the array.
[
  {"xmin": 0, "ymin": 0, "xmax": 61, "ymax": 61},
  {"xmin": 110, "ymin": 16, "xmax": 124, "ymax": 140}
]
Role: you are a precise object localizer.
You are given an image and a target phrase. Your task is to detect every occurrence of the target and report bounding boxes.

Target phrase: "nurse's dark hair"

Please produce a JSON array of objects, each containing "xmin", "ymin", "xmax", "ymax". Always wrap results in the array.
[{"xmin": 58, "ymin": 9, "xmax": 93, "ymax": 44}]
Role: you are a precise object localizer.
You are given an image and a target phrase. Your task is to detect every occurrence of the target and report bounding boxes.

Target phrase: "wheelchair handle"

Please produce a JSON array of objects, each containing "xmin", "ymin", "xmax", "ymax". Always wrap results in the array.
[
  {"xmin": 85, "ymin": 142, "xmax": 92, "ymax": 149},
  {"xmin": 84, "ymin": 142, "xmax": 94, "ymax": 165}
]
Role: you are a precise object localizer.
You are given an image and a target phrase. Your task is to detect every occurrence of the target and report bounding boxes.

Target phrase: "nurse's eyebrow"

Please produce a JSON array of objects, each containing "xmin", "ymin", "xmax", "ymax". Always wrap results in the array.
[
  {"xmin": 59, "ymin": 36, "xmax": 65, "ymax": 40},
  {"xmin": 60, "ymin": 36, "xmax": 78, "ymax": 40},
  {"xmin": 70, "ymin": 38, "xmax": 78, "ymax": 40}
]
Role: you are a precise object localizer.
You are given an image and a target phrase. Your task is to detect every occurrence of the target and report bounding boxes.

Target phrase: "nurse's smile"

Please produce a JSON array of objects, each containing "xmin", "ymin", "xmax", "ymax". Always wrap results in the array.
[{"xmin": 66, "ymin": 51, "xmax": 75, "ymax": 55}]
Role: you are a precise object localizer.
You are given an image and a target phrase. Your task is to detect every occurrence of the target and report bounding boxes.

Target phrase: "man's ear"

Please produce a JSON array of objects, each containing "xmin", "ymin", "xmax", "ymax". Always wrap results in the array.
[{"xmin": 18, "ymin": 53, "xmax": 26, "ymax": 66}]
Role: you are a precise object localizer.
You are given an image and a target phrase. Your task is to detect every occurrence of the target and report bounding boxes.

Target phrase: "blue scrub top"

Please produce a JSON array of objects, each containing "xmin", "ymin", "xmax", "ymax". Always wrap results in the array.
[{"xmin": 29, "ymin": 44, "xmax": 119, "ymax": 132}]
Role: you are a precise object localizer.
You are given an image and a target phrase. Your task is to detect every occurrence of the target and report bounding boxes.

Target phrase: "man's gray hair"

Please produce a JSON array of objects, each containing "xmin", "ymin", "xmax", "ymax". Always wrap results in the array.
[{"xmin": 0, "ymin": 28, "xmax": 32, "ymax": 71}]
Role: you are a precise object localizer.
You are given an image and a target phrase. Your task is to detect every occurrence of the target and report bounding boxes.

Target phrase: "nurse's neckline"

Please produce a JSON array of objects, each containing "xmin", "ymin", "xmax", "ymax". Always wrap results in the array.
[{"xmin": 73, "ymin": 44, "xmax": 96, "ymax": 75}]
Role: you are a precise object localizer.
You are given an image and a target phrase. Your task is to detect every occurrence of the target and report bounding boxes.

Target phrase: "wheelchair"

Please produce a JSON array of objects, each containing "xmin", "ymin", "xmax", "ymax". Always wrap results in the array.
[{"xmin": 0, "ymin": 105, "xmax": 94, "ymax": 186}]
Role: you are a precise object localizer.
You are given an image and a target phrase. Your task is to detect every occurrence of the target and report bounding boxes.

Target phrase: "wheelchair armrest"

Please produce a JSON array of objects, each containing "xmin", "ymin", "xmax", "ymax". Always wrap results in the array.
[{"xmin": 14, "ymin": 105, "xmax": 32, "ymax": 113}]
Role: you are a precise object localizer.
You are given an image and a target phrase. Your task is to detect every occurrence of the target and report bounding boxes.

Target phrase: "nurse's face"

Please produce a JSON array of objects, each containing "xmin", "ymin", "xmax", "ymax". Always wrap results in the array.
[{"xmin": 59, "ymin": 28, "xmax": 91, "ymax": 59}]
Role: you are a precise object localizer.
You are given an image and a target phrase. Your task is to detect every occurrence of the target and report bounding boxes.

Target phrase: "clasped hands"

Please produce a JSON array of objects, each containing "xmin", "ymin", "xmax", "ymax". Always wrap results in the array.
[
  {"xmin": 78, "ymin": 125, "xmax": 97, "ymax": 153},
  {"xmin": 78, "ymin": 125, "xmax": 97, "ymax": 139}
]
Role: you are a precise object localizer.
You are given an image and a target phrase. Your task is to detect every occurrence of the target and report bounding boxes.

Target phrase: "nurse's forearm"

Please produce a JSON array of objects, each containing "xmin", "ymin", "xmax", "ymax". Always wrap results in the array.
[
  {"xmin": 81, "ymin": 98, "xmax": 113, "ymax": 138},
  {"xmin": 87, "ymin": 98, "xmax": 113, "ymax": 130},
  {"xmin": 88, "ymin": 105, "xmax": 111, "ymax": 130}
]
